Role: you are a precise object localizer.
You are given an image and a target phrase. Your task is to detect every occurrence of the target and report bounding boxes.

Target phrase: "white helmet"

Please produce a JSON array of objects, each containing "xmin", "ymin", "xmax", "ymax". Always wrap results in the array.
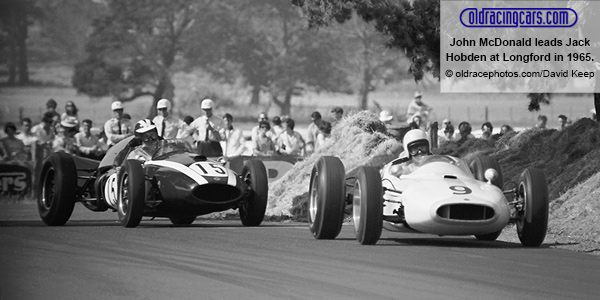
[
  {"xmin": 111, "ymin": 101, "xmax": 124, "ymax": 111},
  {"xmin": 403, "ymin": 129, "xmax": 430, "ymax": 157},
  {"xmin": 156, "ymin": 99, "xmax": 171, "ymax": 110},
  {"xmin": 135, "ymin": 119, "xmax": 156, "ymax": 134},
  {"xmin": 201, "ymin": 99, "xmax": 214, "ymax": 110}
]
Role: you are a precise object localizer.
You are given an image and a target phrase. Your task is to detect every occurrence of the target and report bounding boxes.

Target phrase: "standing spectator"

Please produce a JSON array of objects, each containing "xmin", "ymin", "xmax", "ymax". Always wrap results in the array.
[
  {"xmin": 330, "ymin": 106, "xmax": 344, "ymax": 126},
  {"xmin": 276, "ymin": 117, "xmax": 305, "ymax": 156},
  {"xmin": 52, "ymin": 120, "xmax": 78, "ymax": 154},
  {"xmin": 75, "ymin": 119, "xmax": 105, "ymax": 160},
  {"xmin": 219, "ymin": 113, "xmax": 246, "ymax": 157},
  {"xmin": 187, "ymin": 99, "xmax": 223, "ymax": 156},
  {"xmin": 535, "ymin": 115, "xmax": 547, "ymax": 129},
  {"xmin": 104, "ymin": 101, "xmax": 133, "ymax": 147},
  {"xmin": 481, "ymin": 122, "xmax": 493, "ymax": 141},
  {"xmin": 152, "ymin": 99, "xmax": 186, "ymax": 140},
  {"xmin": 305, "ymin": 111, "xmax": 322, "ymax": 155},
  {"xmin": 182, "ymin": 115, "xmax": 196, "ymax": 145},
  {"xmin": 42, "ymin": 98, "xmax": 61, "ymax": 129},
  {"xmin": 0, "ymin": 123, "xmax": 27, "ymax": 161},
  {"xmin": 61, "ymin": 101, "xmax": 80, "ymax": 131},
  {"xmin": 253, "ymin": 121, "xmax": 276, "ymax": 156},
  {"xmin": 16, "ymin": 118, "xmax": 37, "ymax": 160},
  {"xmin": 438, "ymin": 123, "xmax": 455, "ymax": 146},
  {"xmin": 406, "ymin": 91, "xmax": 432, "ymax": 124},
  {"xmin": 32, "ymin": 112, "xmax": 56, "ymax": 145},
  {"xmin": 379, "ymin": 110, "xmax": 394, "ymax": 126},
  {"xmin": 454, "ymin": 121, "xmax": 475, "ymax": 143},
  {"xmin": 271, "ymin": 116, "xmax": 284, "ymax": 139},
  {"xmin": 558, "ymin": 115, "xmax": 568, "ymax": 130},
  {"xmin": 316, "ymin": 120, "xmax": 332, "ymax": 150}
]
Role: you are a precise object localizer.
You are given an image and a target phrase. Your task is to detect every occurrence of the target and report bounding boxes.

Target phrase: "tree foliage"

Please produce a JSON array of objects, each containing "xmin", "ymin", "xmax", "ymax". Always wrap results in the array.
[
  {"xmin": 185, "ymin": 0, "xmax": 351, "ymax": 115},
  {"xmin": 293, "ymin": 0, "xmax": 440, "ymax": 82},
  {"xmin": 72, "ymin": 0, "xmax": 212, "ymax": 117}
]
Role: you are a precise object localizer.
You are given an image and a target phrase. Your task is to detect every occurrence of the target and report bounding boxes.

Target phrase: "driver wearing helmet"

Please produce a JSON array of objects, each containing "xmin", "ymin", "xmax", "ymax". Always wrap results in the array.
[
  {"xmin": 127, "ymin": 119, "xmax": 161, "ymax": 161},
  {"xmin": 391, "ymin": 129, "xmax": 432, "ymax": 176}
]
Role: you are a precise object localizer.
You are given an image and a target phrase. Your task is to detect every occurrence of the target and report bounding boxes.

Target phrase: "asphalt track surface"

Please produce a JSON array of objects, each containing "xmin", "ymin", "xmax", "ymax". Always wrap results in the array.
[{"xmin": 1, "ymin": 202, "xmax": 599, "ymax": 300}]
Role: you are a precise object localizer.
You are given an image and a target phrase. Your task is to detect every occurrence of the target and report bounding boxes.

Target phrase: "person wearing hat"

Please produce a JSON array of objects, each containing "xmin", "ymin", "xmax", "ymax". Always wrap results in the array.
[
  {"xmin": 104, "ymin": 101, "xmax": 133, "ymax": 147},
  {"xmin": 186, "ymin": 99, "xmax": 223, "ymax": 156},
  {"xmin": 152, "ymin": 98, "xmax": 186, "ymax": 140},
  {"xmin": 330, "ymin": 106, "xmax": 344, "ymax": 126},
  {"xmin": 52, "ymin": 119, "xmax": 79, "ymax": 154},
  {"xmin": 406, "ymin": 91, "xmax": 432, "ymax": 124},
  {"xmin": 379, "ymin": 110, "xmax": 394, "ymax": 127}
]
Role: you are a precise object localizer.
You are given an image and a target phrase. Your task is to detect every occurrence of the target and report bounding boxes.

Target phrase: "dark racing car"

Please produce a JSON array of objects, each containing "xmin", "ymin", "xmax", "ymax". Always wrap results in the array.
[{"xmin": 38, "ymin": 137, "xmax": 268, "ymax": 227}]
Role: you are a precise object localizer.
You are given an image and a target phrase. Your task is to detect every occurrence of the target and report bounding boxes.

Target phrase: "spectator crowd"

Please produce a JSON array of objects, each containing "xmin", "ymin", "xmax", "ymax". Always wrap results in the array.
[{"xmin": 0, "ymin": 92, "xmax": 584, "ymax": 162}]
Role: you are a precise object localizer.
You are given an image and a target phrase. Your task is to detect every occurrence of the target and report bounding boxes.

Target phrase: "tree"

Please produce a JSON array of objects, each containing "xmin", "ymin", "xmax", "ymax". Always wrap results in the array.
[
  {"xmin": 72, "ymin": 0, "xmax": 215, "ymax": 117},
  {"xmin": 185, "ymin": 0, "xmax": 350, "ymax": 116},
  {"xmin": 0, "ymin": 0, "xmax": 35, "ymax": 85},
  {"xmin": 294, "ymin": 0, "xmax": 600, "ymax": 119},
  {"xmin": 332, "ymin": 16, "xmax": 410, "ymax": 110},
  {"xmin": 293, "ymin": 0, "xmax": 440, "ymax": 81}
]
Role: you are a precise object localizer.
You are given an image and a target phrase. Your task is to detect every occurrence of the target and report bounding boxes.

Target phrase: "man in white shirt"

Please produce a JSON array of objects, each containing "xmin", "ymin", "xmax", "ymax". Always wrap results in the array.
[
  {"xmin": 187, "ymin": 99, "xmax": 223, "ymax": 156},
  {"xmin": 152, "ymin": 99, "xmax": 186, "ymax": 140},
  {"xmin": 75, "ymin": 119, "xmax": 105, "ymax": 160},
  {"xmin": 219, "ymin": 113, "xmax": 246, "ymax": 157},
  {"xmin": 104, "ymin": 101, "xmax": 133, "ymax": 147},
  {"xmin": 305, "ymin": 111, "xmax": 322, "ymax": 155},
  {"xmin": 276, "ymin": 117, "xmax": 305, "ymax": 156},
  {"xmin": 406, "ymin": 91, "xmax": 432, "ymax": 124}
]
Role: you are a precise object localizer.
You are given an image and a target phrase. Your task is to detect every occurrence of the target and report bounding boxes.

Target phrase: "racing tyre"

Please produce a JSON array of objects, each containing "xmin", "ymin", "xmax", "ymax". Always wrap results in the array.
[
  {"xmin": 470, "ymin": 155, "xmax": 504, "ymax": 188},
  {"xmin": 353, "ymin": 166, "xmax": 383, "ymax": 245},
  {"xmin": 308, "ymin": 156, "xmax": 345, "ymax": 239},
  {"xmin": 475, "ymin": 230, "xmax": 502, "ymax": 241},
  {"xmin": 169, "ymin": 215, "xmax": 197, "ymax": 225},
  {"xmin": 240, "ymin": 160, "xmax": 268, "ymax": 226},
  {"xmin": 38, "ymin": 152, "xmax": 77, "ymax": 226},
  {"xmin": 516, "ymin": 168, "xmax": 548, "ymax": 247},
  {"xmin": 118, "ymin": 160, "xmax": 146, "ymax": 228}
]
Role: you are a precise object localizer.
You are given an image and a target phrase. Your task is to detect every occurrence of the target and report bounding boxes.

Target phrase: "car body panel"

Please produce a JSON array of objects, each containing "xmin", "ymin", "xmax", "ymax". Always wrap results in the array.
[{"xmin": 380, "ymin": 155, "xmax": 510, "ymax": 236}]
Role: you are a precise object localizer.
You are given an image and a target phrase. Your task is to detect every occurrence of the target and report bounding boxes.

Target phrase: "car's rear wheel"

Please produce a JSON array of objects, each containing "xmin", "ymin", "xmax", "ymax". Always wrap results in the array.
[
  {"xmin": 516, "ymin": 168, "xmax": 549, "ymax": 247},
  {"xmin": 37, "ymin": 152, "xmax": 77, "ymax": 226},
  {"xmin": 118, "ymin": 159, "xmax": 146, "ymax": 228},
  {"xmin": 240, "ymin": 160, "xmax": 268, "ymax": 226},
  {"xmin": 353, "ymin": 166, "xmax": 383, "ymax": 245},
  {"xmin": 308, "ymin": 156, "xmax": 345, "ymax": 239},
  {"xmin": 470, "ymin": 155, "xmax": 504, "ymax": 188},
  {"xmin": 169, "ymin": 215, "xmax": 196, "ymax": 225}
]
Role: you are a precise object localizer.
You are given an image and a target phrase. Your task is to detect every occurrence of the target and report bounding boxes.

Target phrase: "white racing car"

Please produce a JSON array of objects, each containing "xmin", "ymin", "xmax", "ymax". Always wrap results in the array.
[{"xmin": 308, "ymin": 152, "xmax": 549, "ymax": 247}]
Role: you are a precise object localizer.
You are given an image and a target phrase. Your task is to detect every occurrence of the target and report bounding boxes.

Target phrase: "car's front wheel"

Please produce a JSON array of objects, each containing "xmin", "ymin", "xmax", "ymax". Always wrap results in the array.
[
  {"xmin": 353, "ymin": 166, "xmax": 383, "ymax": 245},
  {"xmin": 240, "ymin": 159, "xmax": 268, "ymax": 226},
  {"xmin": 118, "ymin": 159, "xmax": 146, "ymax": 228},
  {"xmin": 169, "ymin": 215, "xmax": 196, "ymax": 225},
  {"xmin": 308, "ymin": 156, "xmax": 346, "ymax": 239},
  {"xmin": 37, "ymin": 152, "xmax": 77, "ymax": 226},
  {"xmin": 516, "ymin": 168, "xmax": 549, "ymax": 247}
]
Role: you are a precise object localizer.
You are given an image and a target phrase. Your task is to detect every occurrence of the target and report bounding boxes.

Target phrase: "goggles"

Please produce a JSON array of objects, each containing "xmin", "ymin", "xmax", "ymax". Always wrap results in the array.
[{"xmin": 408, "ymin": 141, "xmax": 429, "ymax": 156}]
